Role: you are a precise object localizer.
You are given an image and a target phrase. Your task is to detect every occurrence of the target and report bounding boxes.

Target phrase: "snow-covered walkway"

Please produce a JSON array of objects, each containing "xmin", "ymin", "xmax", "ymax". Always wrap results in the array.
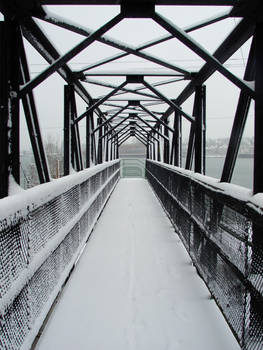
[{"xmin": 35, "ymin": 179, "xmax": 240, "ymax": 350}]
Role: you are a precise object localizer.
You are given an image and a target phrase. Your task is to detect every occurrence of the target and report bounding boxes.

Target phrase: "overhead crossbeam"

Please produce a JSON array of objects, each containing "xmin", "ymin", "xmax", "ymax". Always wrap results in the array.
[
  {"xmin": 139, "ymin": 103, "xmax": 174, "ymax": 133},
  {"xmin": 134, "ymin": 113, "xmax": 169, "ymax": 141},
  {"xmin": 108, "ymin": 123, "xmax": 130, "ymax": 142},
  {"xmin": 161, "ymin": 18, "xmax": 255, "ymax": 122},
  {"xmin": 19, "ymin": 13, "xmax": 124, "ymax": 98},
  {"xmin": 84, "ymin": 78, "xmax": 158, "ymax": 99},
  {"xmin": 102, "ymin": 115, "xmax": 131, "ymax": 140},
  {"xmin": 221, "ymin": 37, "xmax": 256, "ymax": 183},
  {"xmin": 92, "ymin": 105, "xmax": 128, "ymax": 133},
  {"xmin": 143, "ymin": 80, "xmax": 195, "ymax": 123},
  {"xmin": 40, "ymin": 12, "xmax": 190, "ymax": 77},
  {"xmin": 152, "ymin": 12, "xmax": 255, "ymax": 99}
]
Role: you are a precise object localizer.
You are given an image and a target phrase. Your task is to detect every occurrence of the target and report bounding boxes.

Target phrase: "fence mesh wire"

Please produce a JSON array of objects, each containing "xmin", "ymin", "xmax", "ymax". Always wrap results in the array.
[
  {"xmin": 0, "ymin": 161, "xmax": 120, "ymax": 350},
  {"xmin": 146, "ymin": 160, "xmax": 263, "ymax": 350}
]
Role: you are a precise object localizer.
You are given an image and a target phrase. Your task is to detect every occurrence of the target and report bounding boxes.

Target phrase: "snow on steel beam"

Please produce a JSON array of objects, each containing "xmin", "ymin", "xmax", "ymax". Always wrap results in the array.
[
  {"xmin": 107, "ymin": 123, "xmax": 130, "ymax": 141},
  {"xmin": 39, "ymin": 1, "xmax": 236, "ymax": 5},
  {"xmin": 102, "ymin": 115, "xmax": 131, "ymax": 140},
  {"xmin": 135, "ymin": 114, "xmax": 169, "ymax": 141},
  {"xmin": 92, "ymin": 105, "xmax": 128, "ymax": 132},
  {"xmin": 136, "ymin": 123, "xmax": 160, "ymax": 142},
  {"xmin": 139, "ymin": 103, "xmax": 174, "ymax": 133},
  {"xmin": 161, "ymin": 17, "xmax": 255, "ymax": 121},
  {"xmin": 21, "ymin": 17, "xmax": 93, "ymax": 106},
  {"xmin": 83, "ymin": 81, "xmax": 127, "ymax": 116},
  {"xmin": 113, "ymin": 77, "xmax": 186, "ymax": 98},
  {"xmin": 134, "ymin": 135, "xmax": 147, "ymax": 147},
  {"xmin": 221, "ymin": 37, "xmax": 255, "ymax": 183},
  {"xmin": 143, "ymin": 80, "xmax": 195, "ymax": 122},
  {"xmin": 153, "ymin": 12, "xmax": 255, "ymax": 99},
  {"xmin": 119, "ymin": 134, "xmax": 131, "ymax": 147},
  {"xmin": 82, "ymin": 71, "xmax": 184, "ymax": 77},
  {"xmin": 18, "ymin": 13, "xmax": 123, "ymax": 98},
  {"xmin": 84, "ymin": 78, "xmax": 157, "ymax": 99},
  {"xmin": 36, "ymin": 10, "xmax": 190, "ymax": 77},
  {"xmin": 75, "ymin": 10, "xmax": 229, "ymax": 73}
]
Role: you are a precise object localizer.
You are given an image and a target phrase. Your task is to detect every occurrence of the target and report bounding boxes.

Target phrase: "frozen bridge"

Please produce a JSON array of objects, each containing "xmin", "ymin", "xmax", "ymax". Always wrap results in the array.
[
  {"xmin": 1, "ymin": 161, "xmax": 263, "ymax": 350},
  {"xmin": 1, "ymin": 1, "xmax": 263, "ymax": 349}
]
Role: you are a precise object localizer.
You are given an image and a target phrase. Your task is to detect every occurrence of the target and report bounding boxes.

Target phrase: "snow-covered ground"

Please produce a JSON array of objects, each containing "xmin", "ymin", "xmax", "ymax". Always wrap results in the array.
[{"xmin": 35, "ymin": 179, "xmax": 240, "ymax": 350}]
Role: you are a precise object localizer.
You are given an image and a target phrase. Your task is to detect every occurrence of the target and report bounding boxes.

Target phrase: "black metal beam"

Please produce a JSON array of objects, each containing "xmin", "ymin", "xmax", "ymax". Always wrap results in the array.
[
  {"xmin": 134, "ymin": 135, "xmax": 147, "ymax": 147},
  {"xmin": 83, "ymin": 81, "xmax": 127, "ymax": 116},
  {"xmin": 21, "ymin": 17, "xmax": 93, "ymax": 107},
  {"xmin": 84, "ymin": 78, "xmax": 158, "ymax": 99},
  {"xmin": 64, "ymin": 85, "xmax": 71, "ymax": 175},
  {"xmin": 97, "ymin": 116, "xmax": 103, "ymax": 164},
  {"xmin": 254, "ymin": 24, "xmax": 263, "ymax": 194},
  {"xmin": 113, "ymin": 77, "xmax": 185, "ymax": 98},
  {"xmin": 19, "ymin": 13, "xmax": 123, "ymax": 98},
  {"xmin": 86, "ymin": 108, "xmax": 92, "ymax": 168},
  {"xmin": 76, "ymin": 10, "xmax": 229, "ymax": 74},
  {"xmin": 0, "ymin": 20, "xmax": 21, "ymax": 198},
  {"xmin": 102, "ymin": 115, "xmax": 130, "ymax": 140},
  {"xmin": 194, "ymin": 85, "xmax": 206, "ymax": 174},
  {"xmin": 83, "ymin": 71, "xmax": 184, "ymax": 77},
  {"xmin": 139, "ymin": 103, "xmax": 174, "ymax": 133},
  {"xmin": 221, "ymin": 38, "xmax": 255, "ymax": 183},
  {"xmin": 170, "ymin": 110, "xmax": 182, "ymax": 166},
  {"xmin": 92, "ymin": 105, "xmax": 128, "ymax": 132},
  {"xmin": 19, "ymin": 25, "xmax": 51, "ymax": 183},
  {"xmin": 114, "ymin": 129, "xmax": 130, "ymax": 143},
  {"xmin": 161, "ymin": 18, "xmax": 255, "ymax": 122},
  {"xmin": 119, "ymin": 134, "xmax": 131, "ymax": 147},
  {"xmin": 135, "ymin": 129, "xmax": 154, "ymax": 145},
  {"xmin": 135, "ymin": 123, "xmax": 159, "ymax": 143},
  {"xmin": 135, "ymin": 114, "xmax": 169, "ymax": 141},
  {"xmin": 39, "ymin": 1, "xmax": 237, "ymax": 6},
  {"xmin": 39, "ymin": 11, "xmax": 190, "ymax": 77},
  {"xmin": 107, "ymin": 122, "xmax": 130, "ymax": 141},
  {"xmin": 163, "ymin": 119, "xmax": 170, "ymax": 164},
  {"xmin": 153, "ymin": 12, "xmax": 255, "ymax": 99},
  {"xmin": 143, "ymin": 80, "xmax": 195, "ymax": 122}
]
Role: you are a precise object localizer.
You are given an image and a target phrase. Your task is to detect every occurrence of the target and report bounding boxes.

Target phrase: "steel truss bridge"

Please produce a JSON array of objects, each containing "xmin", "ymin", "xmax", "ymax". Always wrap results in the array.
[{"xmin": 0, "ymin": 1, "xmax": 262, "ymax": 349}]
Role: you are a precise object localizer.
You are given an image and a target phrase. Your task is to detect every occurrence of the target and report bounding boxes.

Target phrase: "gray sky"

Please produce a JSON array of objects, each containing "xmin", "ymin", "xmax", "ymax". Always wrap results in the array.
[{"xmin": 19, "ymin": 4, "xmax": 254, "ymax": 151}]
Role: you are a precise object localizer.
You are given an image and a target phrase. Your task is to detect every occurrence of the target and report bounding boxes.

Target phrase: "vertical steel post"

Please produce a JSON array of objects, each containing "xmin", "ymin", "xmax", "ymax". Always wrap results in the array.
[
  {"xmin": 185, "ymin": 124, "xmax": 195, "ymax": 170},
  {"xmin": 0, "ymin": 22, "xmax": 9, "ymax": 197},
  {"xmin": 105, "ymin": 125, "xmax": 109, "ymax": 161},
  {"xmin": 90, "ymin": 112, "xmax": 96, "ymax": 165},
  {"xmin": 146, "ymin": 134, "xmax": 150, "ymax": 159},
  {"xmin": 19, "ymin": 29, "xmax": 51, "ymax": 183},
  {"xmin": 221, "ymin": 39, "xmax": 255, "ymax": 183},
  {"xmin": 0, "ymin": 20, "xmax": 20, "ymax": 197},
  {"xmin": 116, "ymin": 135, "xmax": 119, "ymax": 159},
  {"xmin": 157, "ymin": 129, "xmax": 161, "ymax": 162},
  {"xmin": 70, "ymin": 87, "xmax": 83, "ymax": 171},
  {"xmin": 86, "ymin": 108, "xmax": 91, "ymax": 168},
  {"xmin": 252, "ymin": 24, "xmax": 263, "ymax": 271},
  {"xmin": 152, "ymin": 134, "xmax": 156, "ymax": 160},
  {"xmin": 194, "ymin": 85, "xmax": 206, "ymax": 174},
  {"xmin": 254, "ymin": 24, "xmax": 262, "ymax": 195},
  {"xmin": 64, "ymin": 85, "xmax": 71, "ymax": 175},
  {"xmin": 171, "ymin": 110, "xmax": 182, "ymax": 166},
  {"xmin": 163, "ymin": 119, "xmax": 170, "ymax": 164},
  {"xmin": 97, "ymin": 116, "xmax": 103, "ymax": 164}
]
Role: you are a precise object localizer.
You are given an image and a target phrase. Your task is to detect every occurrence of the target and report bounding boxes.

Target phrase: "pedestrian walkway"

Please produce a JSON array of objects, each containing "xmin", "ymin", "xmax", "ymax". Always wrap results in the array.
[{"xmin": 35, "ymin": 179, "xmax": 240, "ymax": 350}]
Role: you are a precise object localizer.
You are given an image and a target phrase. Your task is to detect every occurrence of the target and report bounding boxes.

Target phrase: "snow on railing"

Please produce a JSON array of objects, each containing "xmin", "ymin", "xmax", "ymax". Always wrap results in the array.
[
  {"xmin": 146, "ymin": 160, "xmax": 263, "ymax": 350},
  {"xmin": 0, "ymin": 160, "xmax": 120, "ymax": 350}
]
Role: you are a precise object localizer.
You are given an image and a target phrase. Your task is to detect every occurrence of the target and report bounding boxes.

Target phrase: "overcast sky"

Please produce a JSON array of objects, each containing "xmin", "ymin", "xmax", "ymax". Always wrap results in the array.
[{"xmin": 16, "ymin": 4, "xmax": 254, "ymax": 151}]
